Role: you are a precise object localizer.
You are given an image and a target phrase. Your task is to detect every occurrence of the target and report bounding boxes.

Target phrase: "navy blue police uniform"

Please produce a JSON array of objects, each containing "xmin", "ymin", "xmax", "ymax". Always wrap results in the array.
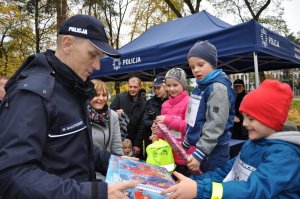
[{"xmin": 0, "ymin": 50, "xmax": 110, "ymax": 199}]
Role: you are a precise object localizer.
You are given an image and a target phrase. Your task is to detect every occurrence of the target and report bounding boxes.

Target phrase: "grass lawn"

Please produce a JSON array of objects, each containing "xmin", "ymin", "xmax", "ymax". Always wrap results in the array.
[{"xmin": 288, "ymin": 99, "xmax": 300, "ymax": 127}]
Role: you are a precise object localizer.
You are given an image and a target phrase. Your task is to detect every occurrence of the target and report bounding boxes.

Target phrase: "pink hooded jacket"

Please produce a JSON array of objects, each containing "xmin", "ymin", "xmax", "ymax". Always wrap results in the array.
[{"xmin": 157, "ymin": 90, "xmax": 194, "ymax": 165}]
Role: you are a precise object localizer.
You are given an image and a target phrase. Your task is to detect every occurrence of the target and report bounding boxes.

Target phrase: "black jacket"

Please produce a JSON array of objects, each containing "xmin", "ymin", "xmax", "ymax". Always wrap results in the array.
[
  {"xmin": 0, "ymin": 50, "xmax": 110, "ymax": 199},
  {"xmin": 143, "ymin": 95, "xmax": 168, "ymax": 150},
  {"xmin": 232, "ymin": 90, "xmax": 248, "ymax": 140},
  {"xmin": 143, "ymin": 95, "xmax": 168, "ymax": 137},
  {"xmin": 110, "ymin": 92, "xmax": 146, "ymax": 148}
]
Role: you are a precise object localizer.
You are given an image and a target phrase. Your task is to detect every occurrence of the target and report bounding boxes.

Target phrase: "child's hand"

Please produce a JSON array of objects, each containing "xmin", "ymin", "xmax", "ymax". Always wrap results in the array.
[
  {"xmin": 187, "ymin": 155, "xmax": 201, "ymax": 172},
  {"xmin": 161, "ymin": 171, "xmax": 197, "ymax": 199},
  {"xmin": 234, "ymin": 116, "xmax": 240, "ymax": 122},
  {"xmin": 155, "ymin": 115, "xmax": 165, "ymax": 123},
  {"xmin": 151, "ymin": 122, "xmax": 158, "ymax": 133},
  {"xmin": 149, "ymin": 134, "xmax": 159, "ymax": 142},
  {"xmin": 116, "ymin": 109, "xmax": 124, "ymax": 117}
]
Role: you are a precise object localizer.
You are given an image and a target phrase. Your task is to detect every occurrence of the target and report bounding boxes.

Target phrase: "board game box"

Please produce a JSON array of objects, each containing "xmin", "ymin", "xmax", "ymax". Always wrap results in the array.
[{"xmin": 106, "ymin": 155, "xmax": 175, "ymax": 199}]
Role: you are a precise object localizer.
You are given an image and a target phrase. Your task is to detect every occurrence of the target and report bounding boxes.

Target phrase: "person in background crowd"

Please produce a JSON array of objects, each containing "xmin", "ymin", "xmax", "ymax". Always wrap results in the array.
[
  {"xmin": 162, "ymin": 80, "xmax": 300, "ymax": 199},
  {"xmin": 143, "ymin": 76, "xmax": 168, "ymax": 155},
  {"xmin": 151, "ymin": 68, "xmax": 192, "ymax": 176},
  {"xmin": 118, "ymin": 110, "xmax": 130, "ymax": 141},
  {"xmin": 0, "ymin": 15, "xmax": 137, "ymax": 199},
  {"xmin": 182, "ymin": 40, "xmax": 235, "ymax": 173},
  {"xmin": 139, "ymin": 88, "xmax": 147, "ymax": 100},
  {"xmin": 231, "ymin": 79, "xmax": 248, "ymax": 140},
  {"xmin": 110, "ymin": 76, "xmax": 146, "ymax": 159},
  {"xmin": 88, "ymin": 79, "xmax": 124, "ymax": 155},
  {"xmin": 0, "ymin": 76, "xmax": 8, "ymax": 105},
  {"xmin": 122, "ymin": 139, "xmax": 133, "ymax": 156}
]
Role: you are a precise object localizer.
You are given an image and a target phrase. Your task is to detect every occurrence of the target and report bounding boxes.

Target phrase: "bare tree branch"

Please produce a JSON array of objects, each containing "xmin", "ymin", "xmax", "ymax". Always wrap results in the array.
[
  {"xmin": 163, "ymin": 0, "xmax": 182, "ymax": 18},
  {"xmin": 244, "ymin": 0, "xmax": 255, "ymax": 19},
  {"xmin": 195, "ymin": 0, "xmax": 201, "ymax": 12},
  {"xmin": 244, "ymin": 0, "xmax": 271, "ymax": 20},
  {"xmin": 255, "ymin": 0, "xmax": 271, "ymax": 20},
  {"xmin": 183, "ymin": 0, "xmax": 195, "ymax": 13}
]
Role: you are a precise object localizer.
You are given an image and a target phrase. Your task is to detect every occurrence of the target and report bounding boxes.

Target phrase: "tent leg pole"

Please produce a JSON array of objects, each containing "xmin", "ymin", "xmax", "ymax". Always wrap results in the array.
[{"xmin": 253, "ymin": 52, "xmax": 260, "ymax": 88}]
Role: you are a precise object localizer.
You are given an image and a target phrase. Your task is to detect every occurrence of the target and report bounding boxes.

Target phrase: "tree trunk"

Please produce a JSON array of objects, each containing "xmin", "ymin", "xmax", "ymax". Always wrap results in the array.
[
  {"xmin": 56, "ymin": 0, "xmax": 67, "ymax": 34},
  {"xmin": 35, "ymin": 0, "xmax": 40, "ymax": 53},
  {"xmin": 115, "ymin": 81, "xmax": 120, "ymax": 94}
]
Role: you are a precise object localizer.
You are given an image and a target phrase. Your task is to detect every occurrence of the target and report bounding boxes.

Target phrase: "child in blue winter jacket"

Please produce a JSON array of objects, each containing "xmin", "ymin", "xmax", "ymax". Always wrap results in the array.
[
  {"xmin": 182, "ymin": 40, "xmax": 235, "ymax": 173},
  {"xmin": 162, "ymin": 79, "xmax": 300, "ymax": 199}
]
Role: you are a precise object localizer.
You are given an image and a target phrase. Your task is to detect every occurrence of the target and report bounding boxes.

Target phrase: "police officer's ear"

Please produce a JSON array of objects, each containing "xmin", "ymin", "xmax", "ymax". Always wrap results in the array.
[{"xmin": 60, "ymin": 35, "xmax": 74, "ymax": 55}]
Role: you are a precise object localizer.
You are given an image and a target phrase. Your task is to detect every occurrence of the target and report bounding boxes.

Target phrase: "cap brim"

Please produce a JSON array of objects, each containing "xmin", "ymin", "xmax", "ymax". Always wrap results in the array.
[
  {"xmin": 150, "ymin": 83, "xmax": 162, "ymax": 88},
  {"xmin": 89, "ymin": 39, "xmax": 121, "ymax": 58}
]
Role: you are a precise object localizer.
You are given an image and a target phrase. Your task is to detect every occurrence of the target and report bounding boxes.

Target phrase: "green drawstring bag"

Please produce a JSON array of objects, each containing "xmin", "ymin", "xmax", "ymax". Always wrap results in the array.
[{"xmin": 146, "ymin": 139, "xmax": 176, "ymax": 172}]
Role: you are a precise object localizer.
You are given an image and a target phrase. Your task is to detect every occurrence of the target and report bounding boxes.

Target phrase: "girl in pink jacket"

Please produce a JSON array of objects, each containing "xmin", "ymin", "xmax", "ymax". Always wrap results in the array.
[{"xmin": 152, "ymin": 68, "xmax": 194, "ymax": 176}]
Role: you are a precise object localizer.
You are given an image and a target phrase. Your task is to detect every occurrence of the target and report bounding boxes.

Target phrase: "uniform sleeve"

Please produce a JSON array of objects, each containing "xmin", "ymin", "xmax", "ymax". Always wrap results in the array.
[
  {"xmin": 93, "ymin": 146, "xmax": 111, "ymax": 176},
  {"xmin": 0, "ymin": 91, "xmax": 107, "ymax": 199},
  {"xmin": 193, "ymin": 83, "xmax": 230, "ymax": 162}
]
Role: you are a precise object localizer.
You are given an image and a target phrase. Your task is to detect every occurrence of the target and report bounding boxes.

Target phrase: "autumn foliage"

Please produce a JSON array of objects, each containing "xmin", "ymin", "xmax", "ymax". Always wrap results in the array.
[{"xmin": 288, "ymin": 100, "xmax": 300, "ymax": 124}]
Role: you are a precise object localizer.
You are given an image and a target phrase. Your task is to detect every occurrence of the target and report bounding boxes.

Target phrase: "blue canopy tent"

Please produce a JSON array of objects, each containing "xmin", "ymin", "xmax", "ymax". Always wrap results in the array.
[
  {"xmin": 91, "ymin": 10, "xmax": 300, "ymax": 87},
  {"xmin": 91, "ymin": 11, "xmax": 231, "ymax": 81}
]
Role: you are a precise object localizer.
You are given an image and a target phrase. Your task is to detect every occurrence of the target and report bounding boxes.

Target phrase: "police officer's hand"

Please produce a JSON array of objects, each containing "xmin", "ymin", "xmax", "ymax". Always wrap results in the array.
[{"xmin": 108, "ymin": 180, "xmax": 138, "ymax": 199}]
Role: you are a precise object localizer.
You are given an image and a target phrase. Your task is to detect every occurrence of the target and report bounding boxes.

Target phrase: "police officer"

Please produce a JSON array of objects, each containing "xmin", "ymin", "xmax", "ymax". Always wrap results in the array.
[{"xmin": 0, "ymin": 15, "xmax": 137, "ymax": 199}]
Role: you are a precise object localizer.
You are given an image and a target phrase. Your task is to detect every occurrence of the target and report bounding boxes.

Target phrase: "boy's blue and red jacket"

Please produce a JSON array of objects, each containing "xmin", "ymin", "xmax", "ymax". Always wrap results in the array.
[{"xmin": 192, "ymin": 131, "xmax": 300, "ymax": 198}]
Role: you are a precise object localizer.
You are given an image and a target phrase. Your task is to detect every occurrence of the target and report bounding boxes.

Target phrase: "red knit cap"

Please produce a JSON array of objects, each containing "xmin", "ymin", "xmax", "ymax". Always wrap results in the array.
[{"xmin": 239, "ymin": 80, "xmax": 293, "ymax": 131}]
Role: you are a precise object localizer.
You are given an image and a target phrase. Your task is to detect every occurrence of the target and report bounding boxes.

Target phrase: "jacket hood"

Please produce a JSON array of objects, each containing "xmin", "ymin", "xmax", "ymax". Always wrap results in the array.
[
  {"xmin": 197, "ymin": 69, "xmax": 232, "ymax": 88},
  {"xmin": 267, "ymin": 131, "xmax": 300, "ymax": 146},
  {"xmin": 265, "ymin": 131, "xmax": 300, "ymax": 156},
  {"xmin": 212, "ymin": 71, "xmax": 232, "ymax": 88}
]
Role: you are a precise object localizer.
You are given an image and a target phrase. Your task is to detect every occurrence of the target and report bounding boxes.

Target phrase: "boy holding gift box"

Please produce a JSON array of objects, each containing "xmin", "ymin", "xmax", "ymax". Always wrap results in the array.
[
  {"xmin": 182, "ymin": 40, "xmax": 235, "ymax": 172},
  {"xmin": 162, "ymin": 79, "xmax": 300, "ymax": 199}
]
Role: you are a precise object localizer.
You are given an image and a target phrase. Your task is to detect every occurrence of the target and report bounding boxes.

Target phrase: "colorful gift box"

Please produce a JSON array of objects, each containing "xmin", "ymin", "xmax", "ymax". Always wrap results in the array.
[{"xmin": 106, "ymin": 155, "xmax": 175, "ymax": 199}]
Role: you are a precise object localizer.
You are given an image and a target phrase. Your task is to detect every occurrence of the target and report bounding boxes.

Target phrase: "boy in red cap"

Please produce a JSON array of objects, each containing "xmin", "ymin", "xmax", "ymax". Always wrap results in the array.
[{"xmin": 161, "ymin": 79, "xmax": 300, "ymax": 199}]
